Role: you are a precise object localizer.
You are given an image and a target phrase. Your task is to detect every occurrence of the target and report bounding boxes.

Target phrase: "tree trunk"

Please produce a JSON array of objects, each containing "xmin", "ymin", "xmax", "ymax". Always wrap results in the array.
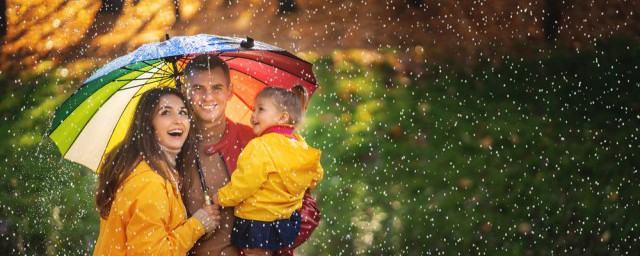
[
  {"xmin": 98, "ymin": 0, "xmax": 125, "ymax": 14},
  {"xmin": 174, "ymin": 0, "xmax": 180, "ymax": 19},
  {"xmin": 543, "ymin": 0, "xmax": 562, "ymax": 41},
  {"xmin": 406, "ymin": 0, "xmax": 424, "ymax": 8},
  {"xmin": 278, "ymin": 0, "xmax": 297, "ymax": 15},
  {"xmin": 1, "ymin": 0, "xmax": 6, "ymax": 37}
]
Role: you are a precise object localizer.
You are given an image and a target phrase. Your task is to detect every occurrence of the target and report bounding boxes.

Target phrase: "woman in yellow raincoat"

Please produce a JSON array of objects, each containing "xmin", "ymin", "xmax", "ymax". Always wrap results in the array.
[{"xmin": 93, "ymin": 87, "xmax": 220, "ymax": 255}]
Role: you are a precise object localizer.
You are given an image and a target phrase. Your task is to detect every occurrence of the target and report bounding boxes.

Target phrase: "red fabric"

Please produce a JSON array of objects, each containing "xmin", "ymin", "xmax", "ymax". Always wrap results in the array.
[
  {"xmin": 205, "ymin": 119, "xmax": 321, "ymax": 255},
  {"xmin": 228, "ymin": 70, "xmax": 266, "ymax": 112},
  {"xmin": 259, "ymin": 125, "xmax": 296, "ymax": 139},
  {"xmin": 204, "ymin": 119, "xmax": 254, "ymax": 174},
  {"xmin": 220, "ymin": 51, "xmax": 317, "ymax": 86},
  {"xmin": 224, "ymin": 57, "xmax": 317, "ymax": 94},
  {"xmin": 275, "ymin": 191, "xmax": 321, "ymax": 256}
]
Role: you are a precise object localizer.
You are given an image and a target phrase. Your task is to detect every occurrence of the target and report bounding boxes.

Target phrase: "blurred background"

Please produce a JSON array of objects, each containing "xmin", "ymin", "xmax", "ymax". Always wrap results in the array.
[{"xmin": 1, "ymin": 0, "xmax": 639, "ymax": 254}]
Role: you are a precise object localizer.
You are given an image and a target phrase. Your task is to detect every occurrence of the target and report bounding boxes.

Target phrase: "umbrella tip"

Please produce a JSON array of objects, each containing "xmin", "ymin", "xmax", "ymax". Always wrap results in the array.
[{"xmin": 240, "ymin": 36, "xmax": 254, "ymax": 49}]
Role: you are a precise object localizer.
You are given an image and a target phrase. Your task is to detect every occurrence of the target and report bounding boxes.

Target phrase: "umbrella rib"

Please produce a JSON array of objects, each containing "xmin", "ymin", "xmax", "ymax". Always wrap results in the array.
[
  {"xmin": 115, "ymin": 75, "xmax": 173, "ymax": 83},
  {"xmin": 157, "ymin": 75, "xmax": 175, "ymax": 88},
  {"xmin": 119, "ymin": 77, "xmax": 174, "ymax": 92},
  {"xmin": 142, "ymin": 60, "xmax": 161, "ymax": 67},
  {"xmin": 269, "ymin": 50, "xmax": 313, "ymax": 64},
  {"xmin": 121, "ymin": 60, "xmax": 166, "ymax": 74},
  {"xmin": 121, "ymin": 67, "xmax": 162, "ymax": 76},
  {"xmin": 156, "ymin": 60, "xmax": 177, "ymax": 75},
  {"xmin": 227, "ymin": 50, "xmax": 314, "ymax": 67},
  {"xmin": 222, "ymin": 55, "xmax": 317, "ymax": 86},
  {"xmin": 178, "ymin": 57, "xmax": 190, "ymax": 71},
  {"xmin": 122, "ymin": 60, "xmax": 157, "ymax": 71}
]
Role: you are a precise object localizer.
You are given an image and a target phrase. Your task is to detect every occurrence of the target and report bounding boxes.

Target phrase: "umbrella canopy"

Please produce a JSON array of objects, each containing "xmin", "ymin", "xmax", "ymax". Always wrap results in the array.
[{"xmin": 47, "ymin": 34, "xmax": 318, "ymax": 171}]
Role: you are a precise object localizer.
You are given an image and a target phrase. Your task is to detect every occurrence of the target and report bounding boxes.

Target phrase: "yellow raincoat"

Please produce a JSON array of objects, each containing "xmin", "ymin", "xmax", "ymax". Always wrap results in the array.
[
  {"xmin": 218, "ymin": 133, "xmax": 323, "ymax": 222},
  {"xmin": 93, "ymin": 161, "xmax": 205, "ymax": 255}
]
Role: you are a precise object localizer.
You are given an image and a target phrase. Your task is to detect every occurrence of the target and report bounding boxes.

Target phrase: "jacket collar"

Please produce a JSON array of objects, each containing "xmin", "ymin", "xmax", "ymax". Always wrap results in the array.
[{"xmin": 259, "ymin": 125, "xmax": 295, "ymax": 137}]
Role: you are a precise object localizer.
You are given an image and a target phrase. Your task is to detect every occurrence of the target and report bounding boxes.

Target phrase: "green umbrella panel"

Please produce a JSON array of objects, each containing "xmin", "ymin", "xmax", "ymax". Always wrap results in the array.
[{"xmin": 48, "ymin": 60, "xmax": 177, "ymax": 171}]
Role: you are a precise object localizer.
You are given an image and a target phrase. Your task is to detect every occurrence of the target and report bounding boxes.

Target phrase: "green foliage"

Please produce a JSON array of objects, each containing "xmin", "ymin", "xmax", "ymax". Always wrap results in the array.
[
  {"xmin": 1, "ymin": 37, "xmax": 639, "ymax": 255},
  {"xmin": 0, "ymin": 69, "xmax": 99, "ymax": 255},
  {"xmin": 300, "ymin": 37, "xmax": 640, "ymax": 255}
]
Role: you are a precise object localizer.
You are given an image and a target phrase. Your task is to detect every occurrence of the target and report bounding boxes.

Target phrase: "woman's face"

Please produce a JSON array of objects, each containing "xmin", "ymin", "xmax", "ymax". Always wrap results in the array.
[{"xmin": 152, "ymin": 94, "xmax": 190, "ymax": 151}]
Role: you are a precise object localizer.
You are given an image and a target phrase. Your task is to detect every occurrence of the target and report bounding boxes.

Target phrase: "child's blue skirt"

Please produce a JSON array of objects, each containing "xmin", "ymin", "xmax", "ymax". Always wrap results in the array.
[{"xmin": 231, "ymin": 211, "xmax": 301, "ymax": 251}]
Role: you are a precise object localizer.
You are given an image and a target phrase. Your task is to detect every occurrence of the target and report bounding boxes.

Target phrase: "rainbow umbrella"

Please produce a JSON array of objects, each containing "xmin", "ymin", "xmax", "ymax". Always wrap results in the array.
[{"xmin": 47, "ymin": 34, "xmax": 318, "ymax": 171}]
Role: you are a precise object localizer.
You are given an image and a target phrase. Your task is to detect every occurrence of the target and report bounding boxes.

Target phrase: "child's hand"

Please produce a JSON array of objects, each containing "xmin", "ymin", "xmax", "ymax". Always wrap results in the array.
[{"xmin": 211, "ymin": 193, "xmax": 220, "ymax": 205}]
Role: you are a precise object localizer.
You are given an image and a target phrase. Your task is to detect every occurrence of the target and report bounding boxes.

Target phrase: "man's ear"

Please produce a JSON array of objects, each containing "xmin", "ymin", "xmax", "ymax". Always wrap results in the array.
[
  {"xmin": 278, "ymin": 112, "xmax": 290, "ymax": 125},
  {"xmin": 226, "ymin": 83, "xmax": 234, "ymax": 101},
  {"xmin": 179, "ymin": 84, "xmax": 189, "ymax": 98},
  {"xmin": 181, "ymin": 76, "xmax": 192, "ymax": 97}
]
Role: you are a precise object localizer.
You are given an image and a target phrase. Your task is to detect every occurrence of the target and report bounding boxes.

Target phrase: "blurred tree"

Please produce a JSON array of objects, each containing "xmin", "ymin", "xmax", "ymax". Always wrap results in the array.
[
  {"xmin": 406, "ymin": 0, "xmax": 424, "ymax": 8},
  {"xmin": 174, "ymin": 0, "xmax": 180, "ymax": 19},
  {"xmin": 543, "ymin": 0, "xmax": 563, "ymax": 41},
  {"xmin": 299, "ymin": 37, "xmax": 640, "ymax": 255},
  {"xmin": 90, "ymin": 0, "xmax": 177, "ymax": 54},
  {"xmin": 0, "ymin": 0, "xmax": 100, "ymax": 81},
  {"xmin": 98, "ymin": 0, "xmax": 124, "ymax": 13},
  {"xmin": 1, "ymin": 0, "xmax": 637, "ymax": 79},
  {"xmin": 278, "ymin": 0, "xmax": 297, "ymax": 14},
  {"xmin": 1, "ymin": 0, "xmax": 6, "ymax": 37}
]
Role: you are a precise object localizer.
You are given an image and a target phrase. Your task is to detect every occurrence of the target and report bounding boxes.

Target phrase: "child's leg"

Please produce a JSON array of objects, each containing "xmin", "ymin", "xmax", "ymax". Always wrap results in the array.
[{"xmin": 240, "ymin": 248, "xmax": 273, "ymax": 256}]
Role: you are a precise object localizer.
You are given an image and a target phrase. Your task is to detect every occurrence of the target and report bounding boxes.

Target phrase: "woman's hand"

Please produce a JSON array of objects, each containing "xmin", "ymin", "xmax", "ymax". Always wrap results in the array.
[
  {"xmin": 203, "ymin": 204, "xmax": 221, "ymax": 229},
  {"xmin": 193, "ymin": 204, "xmax": 221, "ymax": 233}
]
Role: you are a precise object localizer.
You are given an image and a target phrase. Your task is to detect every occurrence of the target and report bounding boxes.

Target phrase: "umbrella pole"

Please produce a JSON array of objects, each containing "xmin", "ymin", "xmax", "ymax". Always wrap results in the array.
[
  {"xmin": 165, "ymin": 33, "xmax": 183, "ymax": 90},
  {"xmin": 195, "ymin": 153, "xmax": 212, "ymax": 205},
  {"xmin": 165, "ymin": 34, "xmax": 206, "ymax": 204}
]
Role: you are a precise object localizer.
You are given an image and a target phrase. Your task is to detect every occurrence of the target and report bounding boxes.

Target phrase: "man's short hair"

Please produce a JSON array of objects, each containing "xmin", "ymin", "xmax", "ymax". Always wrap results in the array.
[{"xmin": 183, "ymin": 54, "xmax": 231, "ymax": 86}]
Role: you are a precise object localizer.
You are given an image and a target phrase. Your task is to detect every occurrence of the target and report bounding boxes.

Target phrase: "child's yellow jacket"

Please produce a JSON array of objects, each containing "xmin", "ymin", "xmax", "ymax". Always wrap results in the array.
[
  {"xmin": 218, "ymin": 133, "xmax": 323, "ymax": 222},
  {"xmin": 93, "ymin": 161, "xmax": 205, "ymax": 255}
]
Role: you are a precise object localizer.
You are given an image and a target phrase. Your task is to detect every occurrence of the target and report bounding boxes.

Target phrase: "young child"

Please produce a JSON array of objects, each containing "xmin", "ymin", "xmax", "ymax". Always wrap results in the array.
[{"xmin": 212, "ymin": 85, "xmax": 323, "ymax": 255}]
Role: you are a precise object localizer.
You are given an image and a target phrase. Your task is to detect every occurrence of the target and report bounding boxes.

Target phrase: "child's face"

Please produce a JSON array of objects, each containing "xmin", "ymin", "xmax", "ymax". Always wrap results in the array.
[{"xmin": 250, "ymin": 97, "xmax": 288, "ymax": 135}]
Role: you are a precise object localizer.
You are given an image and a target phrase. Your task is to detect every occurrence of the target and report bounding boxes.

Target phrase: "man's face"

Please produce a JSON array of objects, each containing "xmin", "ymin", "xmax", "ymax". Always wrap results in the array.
[{"xmin": 185, "ymin": 68, "xmax": 233, "ymax": 126}]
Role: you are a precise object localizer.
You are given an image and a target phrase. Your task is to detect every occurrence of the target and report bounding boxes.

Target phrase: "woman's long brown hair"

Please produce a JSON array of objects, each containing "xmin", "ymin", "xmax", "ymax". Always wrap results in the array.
[{"xmin": 95, "ymin": 87, "xmax": 197, "ymax": 219}]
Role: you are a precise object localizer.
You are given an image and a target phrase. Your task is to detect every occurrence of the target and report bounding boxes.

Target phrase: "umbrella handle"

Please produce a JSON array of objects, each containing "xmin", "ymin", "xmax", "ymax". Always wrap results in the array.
[{"xmin": 204, "ymin": 194, "xmax": 212, "ymax": 206}]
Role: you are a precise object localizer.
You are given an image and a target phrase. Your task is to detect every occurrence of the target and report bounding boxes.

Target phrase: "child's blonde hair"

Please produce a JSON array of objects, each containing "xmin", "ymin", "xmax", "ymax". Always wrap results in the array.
[{"xmin": 256, "ymin": 85, "xmax": 309, "ymax": 126}]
